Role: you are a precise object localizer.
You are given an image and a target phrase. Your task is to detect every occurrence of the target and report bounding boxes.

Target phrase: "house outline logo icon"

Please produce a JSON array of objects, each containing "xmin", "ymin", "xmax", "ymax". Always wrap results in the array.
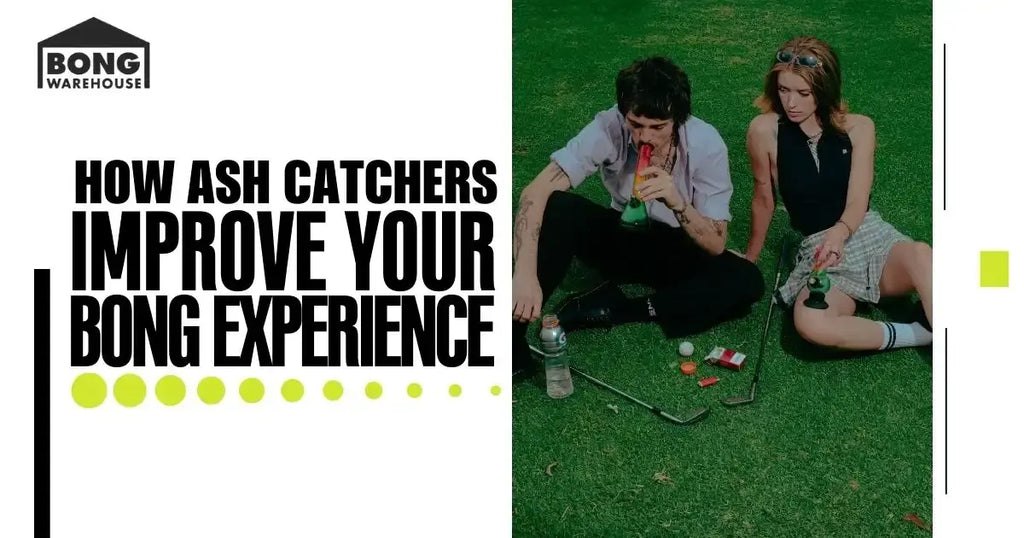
[{"xmin": 37, "ymin": 18, "xmax": 150, "ymax": 89}]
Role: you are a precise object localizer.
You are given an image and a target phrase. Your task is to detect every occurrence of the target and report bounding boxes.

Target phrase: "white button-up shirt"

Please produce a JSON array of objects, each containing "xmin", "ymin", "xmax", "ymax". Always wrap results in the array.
[{"xmin": 551, "ymin": 106, "xmax": 734, "ymax": 226}]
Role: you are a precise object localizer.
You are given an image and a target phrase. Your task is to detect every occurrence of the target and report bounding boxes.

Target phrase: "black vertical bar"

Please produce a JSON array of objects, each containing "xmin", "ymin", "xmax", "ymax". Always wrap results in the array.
[
  {"xmin": 944, "ymin": 327, "xmax": 948, "ymax": 495},
  {"xmin": 943, "ymin": 43, "xmax": 946, "ymax": 211},
  {"xmin": 34, "ymin": 269, "xmax": 51, "ymax": 536}
]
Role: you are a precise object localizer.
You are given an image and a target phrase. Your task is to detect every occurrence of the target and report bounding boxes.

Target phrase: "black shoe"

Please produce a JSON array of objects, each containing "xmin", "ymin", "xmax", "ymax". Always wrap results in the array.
[
  {"xmin": 913, "ymin": 300, "xmax": 932, "ymax": 333},
  {"xmin": 555, "ymin": 281, "xmax": 627, "ymax": 332}
]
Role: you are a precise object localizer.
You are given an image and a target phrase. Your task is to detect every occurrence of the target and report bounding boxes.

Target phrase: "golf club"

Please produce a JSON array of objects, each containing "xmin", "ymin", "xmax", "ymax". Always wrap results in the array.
[
  {"xmin": 529, "ymin": 344, "xmax": 709, "ymax": 426},
  {"xmin": 721, "ymin": 241, "xmax": 789, "ymax": 407}
]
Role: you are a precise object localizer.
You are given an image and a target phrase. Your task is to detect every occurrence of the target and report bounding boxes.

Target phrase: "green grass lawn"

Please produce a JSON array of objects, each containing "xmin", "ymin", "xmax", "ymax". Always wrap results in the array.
[{"xmin": 512, "ymin": 1, "xmax": 932, "ymax": 536}]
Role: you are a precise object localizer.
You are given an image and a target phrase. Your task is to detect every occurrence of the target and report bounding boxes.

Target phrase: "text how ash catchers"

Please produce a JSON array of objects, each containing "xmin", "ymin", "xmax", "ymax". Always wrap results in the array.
[{"xmin": 71, "ymin": 159, "xmax": 499, "ymax": 368}]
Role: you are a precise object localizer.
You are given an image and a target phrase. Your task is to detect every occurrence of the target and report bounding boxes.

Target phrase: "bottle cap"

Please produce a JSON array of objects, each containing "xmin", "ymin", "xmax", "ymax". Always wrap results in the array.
[{"xmin": 541, "ymin": 315, "xmax": 559, "ymax": 328}]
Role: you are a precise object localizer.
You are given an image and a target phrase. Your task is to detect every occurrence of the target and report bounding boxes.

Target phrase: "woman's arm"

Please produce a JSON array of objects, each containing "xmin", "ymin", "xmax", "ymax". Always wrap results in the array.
[
  {"xmin": 838, "ymin": 115, "xmax": 875, "ymax": 232},
  {"xmin": 744, "ymin": 115, "xmax": 776, "ymax": 263},
  {"xmin": 815, "ymin": 114, "xmax": 875, "ymax": 268}
]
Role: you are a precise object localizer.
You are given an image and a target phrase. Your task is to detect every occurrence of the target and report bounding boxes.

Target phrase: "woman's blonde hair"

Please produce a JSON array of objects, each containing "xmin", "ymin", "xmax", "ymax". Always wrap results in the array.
[{"xmin": 755, "ymin": 36, "xmax": 848, "ymax": 132}]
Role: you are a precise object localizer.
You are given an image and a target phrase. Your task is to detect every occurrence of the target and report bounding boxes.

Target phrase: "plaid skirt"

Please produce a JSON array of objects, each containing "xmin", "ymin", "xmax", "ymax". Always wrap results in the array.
[{"xmin": 777, "ymin": 211, "xmax": 911, "ymax": 306}]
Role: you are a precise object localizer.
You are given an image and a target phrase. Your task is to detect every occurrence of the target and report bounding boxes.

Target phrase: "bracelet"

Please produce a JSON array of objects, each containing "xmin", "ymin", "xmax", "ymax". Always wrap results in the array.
[{"xmin": 837, "ymin": 219, "xmax": 854, "ymax": 237}]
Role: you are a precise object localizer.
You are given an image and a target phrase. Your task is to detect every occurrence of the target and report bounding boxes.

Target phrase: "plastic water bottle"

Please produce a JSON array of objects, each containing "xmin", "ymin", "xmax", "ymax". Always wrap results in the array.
[{"xmin": 539, "ymin": 315, "xmax": 573, "ymax": 399}]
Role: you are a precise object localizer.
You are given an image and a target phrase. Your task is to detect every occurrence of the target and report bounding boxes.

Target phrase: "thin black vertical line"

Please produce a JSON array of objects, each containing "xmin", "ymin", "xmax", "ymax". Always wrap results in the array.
[
  {"xmin": 943, "ymin": 43, "xmax": 946, "ymax": 211},
  {"xmin": 944, "ymin": 327, "xmax": 948, "ymax": 495},
  {"xmin": 34, "ymin": 269, "xmax": 51, "ymax": 536}
]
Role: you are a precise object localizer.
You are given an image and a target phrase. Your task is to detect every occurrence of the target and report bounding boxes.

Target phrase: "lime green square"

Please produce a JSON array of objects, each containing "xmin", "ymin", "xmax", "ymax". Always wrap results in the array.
[{"xmin": 980, "ymin": 251, "xmax": 1010, "ymax": 287}]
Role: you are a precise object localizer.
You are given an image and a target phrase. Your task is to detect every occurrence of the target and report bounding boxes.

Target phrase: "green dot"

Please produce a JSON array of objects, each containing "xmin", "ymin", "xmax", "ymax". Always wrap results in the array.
[
  {"xmin": 491, "ymin": 385, "xmax": 502, "ymax": 396},
  {"xmin": 365, "ymin": 381, "xmax": 383, "ymax": 399},
  {"xmin": 71, "ymin": 373, "xmax": 107, "ymax": 408},
  {"xmin": 281, "ymin": 379, "xmax": 304, "ymax": 402},
  {"xmin": 239, "ymin": 378, "xmax": 264, "ymax": 403},
  {"xmin": 197, "ymin": 377, "xmax": 225, "ymax": 405},
  {"xmin": 113, "ymin": 374, "xmax": 147, "ymax": 407},
  {"xmin": 323, "ymin": 381, "xmax": 343, "ymax": 401},
  {"xmin": 155, "ymin": 375, "xmax": 186, "ymax": 406},
  {"xmin": 407, "ymin": 383, "xmax": 423, "ymax": 398},
  {"xmin": 449, "ymin": 384, "xmax": 462, "ymax": 397}
]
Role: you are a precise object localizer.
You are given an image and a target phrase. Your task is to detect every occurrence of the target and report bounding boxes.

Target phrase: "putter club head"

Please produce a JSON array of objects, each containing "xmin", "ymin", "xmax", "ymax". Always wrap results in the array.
[
  {"xmin": 720, "ymin": 395, "xmax": 753, "ymax": 407},
  {"xmin": 721, "ymin": 383, "xmax": 758, "ymax": 407},
  {"xmin": 678, "ymin": 406, "xmax": 711, "ymax": 424}
]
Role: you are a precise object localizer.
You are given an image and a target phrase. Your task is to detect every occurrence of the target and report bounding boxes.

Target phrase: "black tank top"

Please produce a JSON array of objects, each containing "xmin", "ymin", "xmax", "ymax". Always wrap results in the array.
[{"xmin": 776, "ymin": 118, "xmax": 856, "ymax": 236}]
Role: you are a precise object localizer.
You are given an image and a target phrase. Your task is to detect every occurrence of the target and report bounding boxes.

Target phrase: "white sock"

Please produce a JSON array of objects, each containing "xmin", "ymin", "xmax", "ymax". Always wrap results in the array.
[{"xmin": 877, "ymin": 321, "xmax": 932, "ymax": 350}]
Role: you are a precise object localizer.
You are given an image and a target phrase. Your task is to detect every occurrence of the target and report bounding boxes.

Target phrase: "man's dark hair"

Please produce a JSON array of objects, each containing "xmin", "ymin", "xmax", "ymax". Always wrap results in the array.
[{"xmin": 615, "ymin": 57, "xmax": 692, "ymax": 131}]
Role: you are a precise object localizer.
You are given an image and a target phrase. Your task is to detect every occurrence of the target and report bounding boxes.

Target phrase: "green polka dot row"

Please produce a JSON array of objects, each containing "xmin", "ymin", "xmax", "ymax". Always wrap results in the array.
[{"xmin": 71, "ymin": 374, "xmax": 502, "ymax": 408}]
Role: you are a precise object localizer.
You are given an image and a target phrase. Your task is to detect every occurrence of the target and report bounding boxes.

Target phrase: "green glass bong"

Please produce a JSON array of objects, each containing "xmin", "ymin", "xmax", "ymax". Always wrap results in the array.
[
  {"xmin": 620, "ymin": 143, "xmax": 653, "ymax": 229},
  {"xmin": 804, "ymin": 269, "xmax": 831, "ymax": 309},
  {"xmin": 803, "ymin": 247, "xmax": 832, "ymax": 310}
]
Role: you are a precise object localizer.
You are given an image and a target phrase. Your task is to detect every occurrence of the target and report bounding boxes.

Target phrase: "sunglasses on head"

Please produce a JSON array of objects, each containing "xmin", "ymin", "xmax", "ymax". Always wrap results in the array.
[{"xmin": 776, "ymin": 49, "xmax": 822, "ymax": 68}]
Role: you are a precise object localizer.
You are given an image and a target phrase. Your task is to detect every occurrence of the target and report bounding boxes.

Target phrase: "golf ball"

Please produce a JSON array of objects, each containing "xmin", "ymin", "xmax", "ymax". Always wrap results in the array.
[{"xmin": 678, "ymin": 341, "xmax": 694, "ymax": 357}]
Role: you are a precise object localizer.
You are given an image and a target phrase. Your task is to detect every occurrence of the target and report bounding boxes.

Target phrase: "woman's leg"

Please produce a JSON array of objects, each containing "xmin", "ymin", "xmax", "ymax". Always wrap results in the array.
[
  {"xmin": 878, "ymin": 241, "xmax": 933, "ymax": 326},
  {"xmin": 792, "ymin": 286, "xmax": 887, "ymax": 350}
]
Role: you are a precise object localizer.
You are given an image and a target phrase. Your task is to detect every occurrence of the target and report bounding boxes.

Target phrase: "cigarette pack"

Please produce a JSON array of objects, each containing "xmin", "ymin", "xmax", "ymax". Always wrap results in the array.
[{"xmin": 703, "ymin": 346, "xmax": 746, "ymax": 371}]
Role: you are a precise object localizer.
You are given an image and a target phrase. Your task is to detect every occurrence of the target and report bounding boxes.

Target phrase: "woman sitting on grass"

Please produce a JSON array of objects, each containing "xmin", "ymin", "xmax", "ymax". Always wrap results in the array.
[{"xmin": 742, "ymin": 36, "xmax": 932, "ymax": 351}]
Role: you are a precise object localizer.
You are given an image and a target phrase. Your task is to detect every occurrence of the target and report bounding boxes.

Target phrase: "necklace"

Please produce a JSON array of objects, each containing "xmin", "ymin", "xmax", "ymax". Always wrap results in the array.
[
  {"xmin": 663, "ymin": 145, "xmax": 677, "ymax": 172},
  {"xmin": 806, "ymin": 129, "xmax": 823, "ymax": 146},
  {"xmin": 638, "ymin": 143, "xmax": 678, "ymax": 173}
]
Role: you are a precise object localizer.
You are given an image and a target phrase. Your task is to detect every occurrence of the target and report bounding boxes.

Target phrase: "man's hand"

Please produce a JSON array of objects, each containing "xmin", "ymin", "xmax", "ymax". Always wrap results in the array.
[
  {"xmin": 634, "ymin": 165, "xmax": 727, "ymax": 255},
  {"xmin": 512, "ymin": 273, "xmax": 544, "ymax": 323},
  {"xmin": 636, "ymin": 167, "xmax": 685, "ymax": 210}
]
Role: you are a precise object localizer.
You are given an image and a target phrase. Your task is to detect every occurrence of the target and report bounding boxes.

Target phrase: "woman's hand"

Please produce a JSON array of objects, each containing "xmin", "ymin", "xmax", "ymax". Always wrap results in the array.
[
  {"xmin": 814, "ymin": 224, "xmax": 850, "ymax": 269},
  {"xmin": 636, "ymin": 166, "xmax": 685, "ymax": 210}
]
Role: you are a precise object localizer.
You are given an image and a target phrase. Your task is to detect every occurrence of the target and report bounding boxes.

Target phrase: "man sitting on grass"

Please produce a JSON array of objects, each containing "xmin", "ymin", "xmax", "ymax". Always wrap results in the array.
[{"xmin": 512, "ymin": 56, "xmax": 764, "ymax": 374}]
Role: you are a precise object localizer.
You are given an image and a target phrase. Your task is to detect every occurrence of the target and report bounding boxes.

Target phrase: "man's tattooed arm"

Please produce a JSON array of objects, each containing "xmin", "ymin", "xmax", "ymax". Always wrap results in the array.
[
  {"xmin": 513, "ymin": 162, "xmax": 572, "ymax": 279},
  {"xmin": 512, "ymin": 199, "xmax": 534, "ymax": 263},
  {"xmin": 672, "ymin": 200, "xmax": 728, "ymax": 255}
]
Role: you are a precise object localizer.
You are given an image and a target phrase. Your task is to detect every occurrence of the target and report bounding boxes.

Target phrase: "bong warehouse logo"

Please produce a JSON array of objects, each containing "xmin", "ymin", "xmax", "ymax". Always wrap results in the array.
[{"xmin": 37, "ymin": 18, "xmax": 150, "ymax": 90}]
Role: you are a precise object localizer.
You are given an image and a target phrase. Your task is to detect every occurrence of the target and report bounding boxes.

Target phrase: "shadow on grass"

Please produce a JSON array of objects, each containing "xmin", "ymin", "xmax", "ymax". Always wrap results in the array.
[
  {"xmin": 778, "ymin": 298, "xmax": 934, "ymax": 363},
  {"xmin": 512, "ymin": 364, "xmax": 546, "ymax": 391}
]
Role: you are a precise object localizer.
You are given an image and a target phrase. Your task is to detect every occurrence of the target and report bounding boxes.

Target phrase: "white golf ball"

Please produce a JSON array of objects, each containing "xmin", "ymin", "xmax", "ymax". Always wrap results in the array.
[{"xmin": 678, "ymin": 341, "xmax": 694, "ymax": 357}]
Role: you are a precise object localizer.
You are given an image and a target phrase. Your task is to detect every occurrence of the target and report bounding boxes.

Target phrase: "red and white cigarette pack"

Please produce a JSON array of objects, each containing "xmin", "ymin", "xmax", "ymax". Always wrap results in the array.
[{"xmin": 703, "ymin": 346, "xmax": 746, "ymax": 370}]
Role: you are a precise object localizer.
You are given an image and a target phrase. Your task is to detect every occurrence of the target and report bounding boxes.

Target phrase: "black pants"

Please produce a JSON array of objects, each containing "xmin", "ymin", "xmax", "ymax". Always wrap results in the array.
[{"xmin": 514, "ymin": 191, "xmax": 764, "ymax": 342}]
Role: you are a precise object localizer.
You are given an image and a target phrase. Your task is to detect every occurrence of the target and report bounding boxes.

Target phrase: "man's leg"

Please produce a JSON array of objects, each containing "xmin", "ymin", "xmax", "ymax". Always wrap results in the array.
[
  {"xmin": 513, "ymin": 191, "xmax": 620, "ymax": 372},
  {"xmin": 556, "ymin": 221, "xmax": 764, "ymax": 335},
  {"xmin": 552, "ymin": 219, "xmax": 691, "ymax": 331},
  {"xmin": 646, "ymin": 251, "xmax": 765, "ymax": 338}
]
